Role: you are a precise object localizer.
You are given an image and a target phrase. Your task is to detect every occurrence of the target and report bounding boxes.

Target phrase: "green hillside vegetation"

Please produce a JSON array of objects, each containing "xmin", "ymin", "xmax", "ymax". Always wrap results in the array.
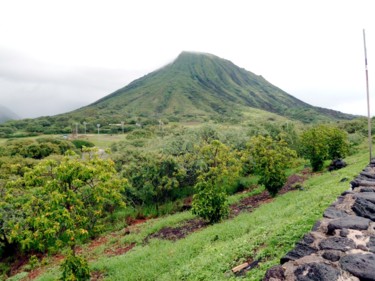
[
  {"xmin": 0, "ymin": 52, "xmax": 355, "ymax": 137},
  {"xmin": 0, "ymin": 51, "xmax": 369, "ymax": 280},
  {"xmin": 5, "ymin": 140, "xmax": 369, "ymax": 281},
  {"xmin": 0, "ymin": 116, "xmax": 368, "ymax": 280}
]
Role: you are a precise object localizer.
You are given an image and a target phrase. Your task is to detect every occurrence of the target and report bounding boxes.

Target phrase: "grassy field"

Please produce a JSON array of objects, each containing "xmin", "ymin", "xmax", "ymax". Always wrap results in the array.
[{"xmin": 26, "ymin": 145, "xmax": 369, "ymax": 281}]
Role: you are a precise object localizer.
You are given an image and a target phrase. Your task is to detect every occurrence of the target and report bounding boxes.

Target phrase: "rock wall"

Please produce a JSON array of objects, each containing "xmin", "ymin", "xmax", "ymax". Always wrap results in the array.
[{"xmin": 264, "ymin": 161, "xmax": 375, "ymax": 281}]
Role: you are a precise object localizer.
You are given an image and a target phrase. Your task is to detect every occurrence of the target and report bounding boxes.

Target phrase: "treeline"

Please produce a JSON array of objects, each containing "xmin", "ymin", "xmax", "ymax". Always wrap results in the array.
[{"xmin": 0, "ymin": 122, "xmax": 356, "ymax": 279}]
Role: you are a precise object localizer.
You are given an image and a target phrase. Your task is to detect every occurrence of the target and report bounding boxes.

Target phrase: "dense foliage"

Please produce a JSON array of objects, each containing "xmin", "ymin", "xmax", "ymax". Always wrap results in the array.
[
  {"xmin": 0, "ymin": 117, "xmax": 363, "ymax": 279},
  {"xmin": 192, "ymin": 140, "xmax": 241, "ymax": 223},
  {"xmin": 0, "ymin": 148, "xmax": 126, "ymax": 279},
  {"xmin": 245, "ymin": 135, "xmax": 297, "ymax": 196},
  {"xmin": 300, "ymin": 124, "xmax": 349, "ymax": 171}
]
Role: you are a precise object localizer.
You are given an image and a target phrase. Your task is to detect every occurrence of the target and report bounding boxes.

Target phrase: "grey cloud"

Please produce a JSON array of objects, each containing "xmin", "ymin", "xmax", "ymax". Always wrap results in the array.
[{"xmin": 0, "ymin": 49, "xmax": 146, "ymax": 118}]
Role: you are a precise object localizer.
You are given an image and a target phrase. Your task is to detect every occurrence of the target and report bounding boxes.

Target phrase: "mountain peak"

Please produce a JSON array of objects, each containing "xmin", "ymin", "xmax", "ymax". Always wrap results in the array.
[{"xmin": 74, "ymin": 52, "xmax": 354, "ymax": 124}]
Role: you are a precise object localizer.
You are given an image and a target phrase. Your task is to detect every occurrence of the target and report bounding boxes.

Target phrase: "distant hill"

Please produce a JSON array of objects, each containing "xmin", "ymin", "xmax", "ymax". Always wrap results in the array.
[
  {"xmin": 0, "ymin": 52, "xmax": 356, "ymax": 135},
  {"xmin": 69, "ymin": 51, "xmax": 354, "ymax": 123},
  {"xmin": 0, "ymin": 105, "xmax": 19, "ymax": 123}
]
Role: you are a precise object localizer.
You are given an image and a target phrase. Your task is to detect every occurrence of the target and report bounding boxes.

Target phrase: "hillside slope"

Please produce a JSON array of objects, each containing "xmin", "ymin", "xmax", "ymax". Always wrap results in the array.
[
  {"xmin": 0, "ymin": 52, "xmax": 355, "ymax": 135},
  {"xmin": 72, "ymin": 51, "xmax": 353, "ymax": 123}
]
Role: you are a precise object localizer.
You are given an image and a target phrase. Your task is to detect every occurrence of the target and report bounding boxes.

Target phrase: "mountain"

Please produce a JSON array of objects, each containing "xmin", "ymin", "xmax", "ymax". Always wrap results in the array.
[
  {"xmin": 0, "ymin": 105, "xmax": 19, "ymax": 123},
  {"xmin": 69, "ymin": 51, "xmax": 353, "ymax": 123},
  {"xmin": 0, "ymin": 52, "xmax": 355, "ymax": 135}
]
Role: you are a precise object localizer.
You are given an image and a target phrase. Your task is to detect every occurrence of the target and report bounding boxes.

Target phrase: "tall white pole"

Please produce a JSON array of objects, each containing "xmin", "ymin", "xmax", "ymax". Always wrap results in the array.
[{"xmin": 364, "ymin": 29, "xmax": 372, "ymax": 161}]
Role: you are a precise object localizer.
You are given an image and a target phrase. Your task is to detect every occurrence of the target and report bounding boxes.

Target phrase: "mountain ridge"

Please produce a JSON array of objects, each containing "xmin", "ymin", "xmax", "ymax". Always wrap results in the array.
[
  {"xmin": 76, "ymin": 51, "xmax": 353, "ymax": 123},
  {"xmin": 0, "ymin": 52, "xmax": 356, "ymax": 135}
]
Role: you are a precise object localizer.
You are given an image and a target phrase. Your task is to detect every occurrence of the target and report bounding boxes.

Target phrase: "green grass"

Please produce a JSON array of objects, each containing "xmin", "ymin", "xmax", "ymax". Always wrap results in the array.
[
  {"xmin": 82, "ymin": 134, "xmax": 128, "ymax": 149},
  {"xmin": 32, "ymin": 146, "xmax": 368, "ymax": 281}
]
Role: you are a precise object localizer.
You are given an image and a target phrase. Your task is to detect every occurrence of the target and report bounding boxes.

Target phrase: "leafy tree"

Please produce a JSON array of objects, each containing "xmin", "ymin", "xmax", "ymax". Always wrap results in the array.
[
  {"xmin": 0, "ymin": 156, "xmax": 38, "ymax": 256},
  {"xmin": 245, "ymin": 135, "xmax": 297, "ymax": 196},
  {"xmin": 300, "ymin": 125, "xmax": 349, "ymax": 171},
  {"xmin": 192, "ymin": 140, "xmax": 241, "ymax": 223},
  {"xmin": 8, "ymin": 148, "xmax": 127, "ymax": 278},
  {"xmin": 60, "ymin": 250, "xmax": 90, "ymax": 281},
  {"xmin": 71, "ymin": 139, "xmax": 95, "ymax": 151},
  {"xmin": 0, "ymin": 138, "xmax": 75, "ymax": 159},
  {"xmin": 123, "ymin": 152, "xmax": 185, "ymax": 213}
]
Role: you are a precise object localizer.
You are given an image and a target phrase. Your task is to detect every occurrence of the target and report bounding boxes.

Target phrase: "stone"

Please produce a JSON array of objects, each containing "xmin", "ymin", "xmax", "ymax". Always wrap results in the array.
[
  {"xmin": 352, "ymin": 197, "xmax": 375, "ymax": 221},
  {"xmin": 327, "ymin": 216, "xmax": 370, "ymax": 235},
  {"xmin": 360, "ymin": 171, "xmax": 375, "ymax": 179},
  {"xmin": 301, "ymin": 233, "xmax": 315, "ymax": 245},
  {"xmin": 360, "ymin": 187, "xmax": 375, "ymax": 193},
  {"xmin": 323, "ymin": 207, "xmax": 349, "ymax": 219},
  {"xmin": 280, "ymin": 242, "xmax": 317, "ymax": 264},
  {"xmin": 340, "ymin": 253, "xmax": 375, "ymax": 281},
  {"xmin": 341, "ymin": 190, "xmax": 354, "ymax": 196},
  {"xmin": 294, "ymin": 263, "xmax": 340, "ymax": 281},
  {"xmin": 319, "ymin": 236, "xmax": 356, "ymax": 251},
  {"xmin": 322, "ymin": 250, "xmax": 343, "ymax": 262},
  {"xmin": 340, "ymin": 228, "xmax": 350, "ymax": 237},
  {"xmin": 328, "ymin": 159, "xmax": 347, "ymax": 171},
  {"xmin": 311, "ymin": 221, "xmax": 321, "ymax": 231},
  {"xmin": 367, "ymin": 236, "xmax": 375, "ymax": 253},
  {"xmin": 354, "ymin": 192, "xmax": 375, "ymax": 204},
  {"xmin": 263, "ymin": 265, "xmax": 285, "ymax": 281}
]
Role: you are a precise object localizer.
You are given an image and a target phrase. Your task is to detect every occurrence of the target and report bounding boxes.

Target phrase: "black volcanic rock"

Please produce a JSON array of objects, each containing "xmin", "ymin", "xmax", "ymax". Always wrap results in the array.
[
  {"xmin": 352, "ymin": 197, "xmax": 375, "ymax": 221},
  {"xmin": 327, "ymin": 216, "xmax": 370, "ymax": 234},
  {"xmin": 340, "ymin": 253, "xmax": 375, "ymax": 281},
  {"xmin": 294, "ymin": 263, "xmax": 340, "ymax": 281}
]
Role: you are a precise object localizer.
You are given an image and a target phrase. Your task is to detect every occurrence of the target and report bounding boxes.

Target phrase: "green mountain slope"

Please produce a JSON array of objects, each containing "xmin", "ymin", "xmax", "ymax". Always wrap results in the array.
[
  {"xmin": 0, "ymin": 52, "xmax": 355, "ymax": 135},
  {"xmin": 74, "ymin": 51, "xmax": 353, "ymax": 123}
]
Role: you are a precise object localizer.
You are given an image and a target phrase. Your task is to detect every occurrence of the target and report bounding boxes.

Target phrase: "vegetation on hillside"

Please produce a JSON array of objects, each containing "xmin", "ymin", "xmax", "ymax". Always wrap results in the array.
[
  {"xmin": 0, "ymin": 52, "xmax": 370, "ymax": 280},
  {"xmin": 0, "ymin": 52, "xmax": 356, "ymax": 138},
  {"xmin": 0, "ymin": 113, "xmax": 366, "ymax": 280}
]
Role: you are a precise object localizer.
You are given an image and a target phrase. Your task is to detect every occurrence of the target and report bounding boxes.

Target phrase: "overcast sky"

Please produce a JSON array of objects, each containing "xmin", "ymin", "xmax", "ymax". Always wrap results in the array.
[{"xmin": 0, "ymin": 0, "xmax": 374, "ymax": 118}]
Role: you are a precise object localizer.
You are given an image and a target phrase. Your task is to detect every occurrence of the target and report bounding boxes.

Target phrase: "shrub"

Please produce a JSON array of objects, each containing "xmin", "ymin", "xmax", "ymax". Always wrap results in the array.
[
  {"xmin": 71, "ymin": 139, "xmax": 95, "ymax": 150},
  {"xmin": 192, "ymin": 140, "xmax": 241, "ymax": 223},
  {"xmin": 300, "ymin": 125, "xmax": 349, "ymax": 171},
  {"xmin": 60, "ymin": 251, "xmax": 90, "ymax": 281},
  {"xmin": 245, "ymin": 135, "xmax": 297, "ymax": 196}
]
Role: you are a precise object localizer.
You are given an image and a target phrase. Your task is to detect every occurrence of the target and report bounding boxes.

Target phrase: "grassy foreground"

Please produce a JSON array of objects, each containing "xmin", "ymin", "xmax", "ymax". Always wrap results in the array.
[{"xmin": 26, "ymin": 147, "xmax": 368, "ymax": 281}]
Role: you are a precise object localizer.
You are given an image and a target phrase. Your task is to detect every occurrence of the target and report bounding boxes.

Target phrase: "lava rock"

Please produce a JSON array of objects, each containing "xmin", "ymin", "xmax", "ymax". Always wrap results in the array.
[
  {"xmin": 340, "ymin": 228, "xmax": 350, "ymax": 237},
  {"xmin": 328, "ymin": 159, "xmax": 347, "ymax": 171},
  {"xmin": 294, "ymin": 263, "xmax": 340, "ymax": 281},
  {"xmin": 263, "ymin": 265, "xmax": 285, "ymax": 281},
  {"xmin": 354, "ymin": 192, "xmax": 375, "ymax": 204},
  {"xmin": 327, "ymin": 216, "xmax": 370, "ymax": 234},
  {"xmin": 319, "ymin": 236, "xmax": 356, "ymax": 251},
  {"xmin": 367, "ymin": 236, "xmax": 375, "ymax": 253},
  {"xmin": 359, "ymin": 187, "xmax": 375, "ymax": 192},
  {"xmin": 323, "ymin": 207, "xmax": 349, "ymax": 219},
  {"xmin": 322, "ymin": 250, "xmax": 343, "ymax": 262},
  {"xmin": 311, "ymin": 221, "xmax": 321, "ymax": 231},
  {"xmin": 340, "ymin": 253, "xmax": 375, "ymax": 281},
  {"xmin": 280, "ymin": 242, "xmax": 317, "ymax": 264},
  {"xmin": 352, "ymin": 197, "xmax": 375, "ymax": 221}
]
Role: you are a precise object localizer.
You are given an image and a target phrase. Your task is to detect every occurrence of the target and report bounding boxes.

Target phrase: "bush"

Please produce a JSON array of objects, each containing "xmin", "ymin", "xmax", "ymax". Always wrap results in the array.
[
  {"xmin": 245, "ymin": 135, "xmax": 297, "ymax": 196},
  {"xmin": 71, "ymin": 139, "xmax": 95, "ymax": 150},
  {"xmin": 191, "ymin": 140, "xmax": 241, "ymax": 223},
  {"xmin": 300, "ymin": 125, "xmax": 349, "ymax": 171},
  {"xmin": 60, "ymin": 251, "xmax": 90, "ymax": 281}
]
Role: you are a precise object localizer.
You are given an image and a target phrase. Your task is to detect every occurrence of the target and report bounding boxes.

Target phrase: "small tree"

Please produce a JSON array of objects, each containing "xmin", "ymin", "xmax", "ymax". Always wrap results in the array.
[
  {"xmin": 245, "ymin": 135, "xmax": 297, "ymax": 197},
  {"xmin": 300, "ymin": 125, "xmax": 349, "ymax": 171},
  {"xmin": 16, "ymin": 148, "xmax": 127, "ymax": 280},
  {"xmin": 123, "ymin": 153, "xmax": 185, "ymax": 213},
  {"xmin": 192, "ymin": 140, "xmax": 241, "ymax": 223}
]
